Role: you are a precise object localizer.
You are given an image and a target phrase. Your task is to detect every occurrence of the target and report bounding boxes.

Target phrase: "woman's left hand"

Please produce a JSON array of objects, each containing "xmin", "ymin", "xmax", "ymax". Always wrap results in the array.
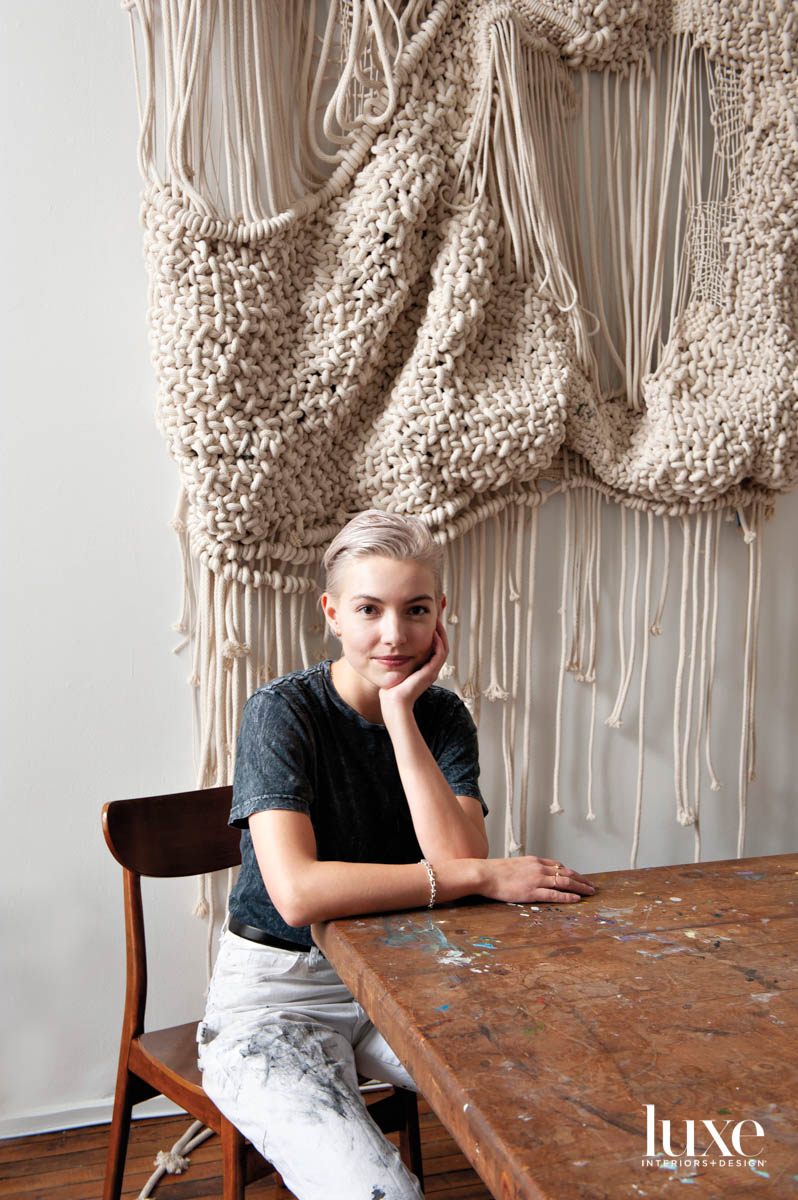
[{"xmin": 379, "ymin": 619, "xmax": 449, "ymax": 718}]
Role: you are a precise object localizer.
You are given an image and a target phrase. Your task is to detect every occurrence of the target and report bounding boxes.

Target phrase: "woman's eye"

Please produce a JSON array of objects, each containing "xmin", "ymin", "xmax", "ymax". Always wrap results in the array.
[
  {"xmin": 408, "ymin": 606, "xmax": 430, "ymax": 616},
  {"xmin": 357, "ymin": 605, "xmax": 377, "ymax": 615}
]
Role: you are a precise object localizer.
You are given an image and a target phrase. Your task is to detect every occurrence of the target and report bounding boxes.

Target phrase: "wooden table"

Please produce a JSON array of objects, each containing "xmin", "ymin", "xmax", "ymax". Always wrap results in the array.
[{"xmin": 313, "ymin": 854, "xmax": 798, "ymax": 1199}]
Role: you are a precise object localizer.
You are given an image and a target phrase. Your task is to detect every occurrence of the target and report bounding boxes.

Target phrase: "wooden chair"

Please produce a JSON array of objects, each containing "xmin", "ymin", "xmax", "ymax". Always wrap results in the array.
[{"xmin": 102, "ymin": 786, "xmax": 423, "ymax": 1200}]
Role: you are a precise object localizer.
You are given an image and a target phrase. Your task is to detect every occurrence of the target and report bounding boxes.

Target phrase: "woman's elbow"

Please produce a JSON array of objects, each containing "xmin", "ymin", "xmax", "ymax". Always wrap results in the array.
[
  {"xmin": 461, "ymin": 818, "xmax": 490, "ymax": 859},
  {"xmin": 468, "ymin": 831, "xmax": 490, "ymax": 859},
  {"xmin": 271, "ymin": 889, "xmax": 316, "ymax": 929},
  {"xmin": 260, "ymin": 873, "xmax": 311, "ymax": 928},
  {"xmin": 436, "ymin": 829, "xmax": 489, "ymax": 862}
]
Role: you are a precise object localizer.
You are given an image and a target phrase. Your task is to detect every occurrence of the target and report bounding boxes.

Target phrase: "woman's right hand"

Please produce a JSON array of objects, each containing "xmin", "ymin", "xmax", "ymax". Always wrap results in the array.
[{"xmin": 478, "ymin": 856, "xmax": 596, "ymax": 904}]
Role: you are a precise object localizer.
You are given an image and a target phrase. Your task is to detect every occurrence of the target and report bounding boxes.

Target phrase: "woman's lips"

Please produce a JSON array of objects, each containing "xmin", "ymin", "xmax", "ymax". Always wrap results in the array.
[{"xmin": 373, "ymin": 656, "xmax": 412, "ymax": 666}]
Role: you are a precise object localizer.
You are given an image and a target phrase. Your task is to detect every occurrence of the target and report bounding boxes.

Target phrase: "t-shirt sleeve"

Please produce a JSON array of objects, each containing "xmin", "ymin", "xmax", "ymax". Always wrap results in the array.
[
  {"xmin": 229, "ymin": 687, "xmax": 315, "ymax": 828},
  {"xmin": 430, "ymin": 693, "xmax": 488, "ymax": 815}
]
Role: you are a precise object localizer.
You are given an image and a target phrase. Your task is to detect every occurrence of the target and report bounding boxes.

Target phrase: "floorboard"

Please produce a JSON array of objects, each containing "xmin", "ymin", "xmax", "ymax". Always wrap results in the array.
[{"xmin": 0, "ymin": 1102, "xmax": 493, "ymax": 1200}]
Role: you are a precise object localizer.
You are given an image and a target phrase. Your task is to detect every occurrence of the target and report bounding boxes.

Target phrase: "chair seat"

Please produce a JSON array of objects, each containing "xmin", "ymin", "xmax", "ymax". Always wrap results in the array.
[
  {"xmin": 137, "ymin": 1022, "xmax": 204, "ymax": 1091},
  {"xmin": 137, "ymin": 1021, "xmax": 398, "ymax": 1101}
]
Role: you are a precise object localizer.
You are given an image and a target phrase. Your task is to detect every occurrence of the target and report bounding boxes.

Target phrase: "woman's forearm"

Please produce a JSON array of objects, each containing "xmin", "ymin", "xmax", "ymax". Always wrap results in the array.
[
  {"xmin": 250, "ymin": 810, "xmax": 595, "ymax": 933},
  {"xmin": 284, "ymin": 853, "xmax": 596, "ymax": 928},
  {"xmin": 273, "ymin": 856, "xmax": 487, "ymax": 927},
  {"xmin": 381, "ymin": 705, "xmax": 489, "ymax": 860}
]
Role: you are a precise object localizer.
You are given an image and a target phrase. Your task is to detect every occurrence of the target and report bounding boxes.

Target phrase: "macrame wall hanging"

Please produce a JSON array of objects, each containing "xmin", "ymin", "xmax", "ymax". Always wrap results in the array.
[{"xmin": 124, "ymin": 0, "xmax": 798, "ymax": 873}]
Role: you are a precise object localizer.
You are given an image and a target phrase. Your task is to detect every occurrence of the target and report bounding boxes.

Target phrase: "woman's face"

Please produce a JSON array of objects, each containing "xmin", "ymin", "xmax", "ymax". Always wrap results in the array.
[{"xmin": 322, "ymin": 555, "xmax": 443, "ymax": 693}]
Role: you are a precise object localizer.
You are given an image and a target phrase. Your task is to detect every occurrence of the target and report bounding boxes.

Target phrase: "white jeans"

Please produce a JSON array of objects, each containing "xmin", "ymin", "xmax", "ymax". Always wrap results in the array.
[{"xmin": 197, "ymin": 929, "xmax": 425, "ymax": 1200}]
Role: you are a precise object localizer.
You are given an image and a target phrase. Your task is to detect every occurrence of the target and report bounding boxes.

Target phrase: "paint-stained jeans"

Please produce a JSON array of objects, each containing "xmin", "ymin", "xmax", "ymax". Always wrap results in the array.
[{"xmin": 197, "ymin": 929, "xmax": 425, "ymax": 1200}]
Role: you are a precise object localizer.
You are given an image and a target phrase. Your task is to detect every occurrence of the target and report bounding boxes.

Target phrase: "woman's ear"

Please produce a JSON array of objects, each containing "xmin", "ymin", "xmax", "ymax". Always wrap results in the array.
[
  {"xmin": 439, "ymin": 593, "xmax": 447, "ymax": 617},
  {"xmin": 320, "ymin": 593, "xmax": 341, "ymax": 638}
]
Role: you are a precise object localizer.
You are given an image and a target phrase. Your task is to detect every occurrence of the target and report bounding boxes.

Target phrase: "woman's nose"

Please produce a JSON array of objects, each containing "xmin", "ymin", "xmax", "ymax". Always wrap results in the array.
[{"xmin": 380, "ymin": 614, "xmax": 406, "ymax": 646}]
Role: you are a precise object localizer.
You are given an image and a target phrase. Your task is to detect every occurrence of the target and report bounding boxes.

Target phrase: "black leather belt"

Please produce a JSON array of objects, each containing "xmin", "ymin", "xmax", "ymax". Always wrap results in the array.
[{"xmin": 228, "ymin": 915, "xmax": 310, "ymax": 953}]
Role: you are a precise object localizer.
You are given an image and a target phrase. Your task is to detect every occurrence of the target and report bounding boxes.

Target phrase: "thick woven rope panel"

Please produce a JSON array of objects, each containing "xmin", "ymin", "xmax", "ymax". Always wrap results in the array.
[{"xmin": 139, "ymin": 0, "xmax": 798, "ymax": 585}]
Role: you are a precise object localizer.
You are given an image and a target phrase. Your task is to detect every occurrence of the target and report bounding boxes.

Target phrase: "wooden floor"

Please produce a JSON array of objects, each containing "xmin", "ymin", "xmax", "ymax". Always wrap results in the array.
[{"xmin": 0, "ymin": 1101, "xmax": 492, "ymax": 1200}]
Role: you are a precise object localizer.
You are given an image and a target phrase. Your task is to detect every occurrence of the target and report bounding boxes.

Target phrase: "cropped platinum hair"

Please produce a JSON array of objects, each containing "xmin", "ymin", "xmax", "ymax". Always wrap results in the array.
[{"xmin": 322, "ymin": 509, "xmax": 444, "ymax": 597}]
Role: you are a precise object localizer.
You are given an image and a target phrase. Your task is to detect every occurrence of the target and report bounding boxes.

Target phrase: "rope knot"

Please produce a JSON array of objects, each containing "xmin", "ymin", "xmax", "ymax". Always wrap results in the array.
[
  {"xmin": 155, "ymin": 1149, "xmax": 190, "ymax": 1174},
  {"xmin": 222, "ymin": 638, "xmax": 250, "ymax": 659}
]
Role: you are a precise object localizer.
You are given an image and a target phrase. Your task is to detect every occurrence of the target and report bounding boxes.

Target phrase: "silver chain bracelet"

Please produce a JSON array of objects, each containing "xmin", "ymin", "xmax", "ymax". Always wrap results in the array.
[{"xmin": 420, "ymin": 858, "xmax": 437, "ymax": 908}]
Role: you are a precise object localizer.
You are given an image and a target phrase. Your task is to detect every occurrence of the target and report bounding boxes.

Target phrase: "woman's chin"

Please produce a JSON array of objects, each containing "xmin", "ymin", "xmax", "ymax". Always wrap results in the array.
[{"xmin": 370, "ymin": 660, "xmax": 416, "ymax": 683}]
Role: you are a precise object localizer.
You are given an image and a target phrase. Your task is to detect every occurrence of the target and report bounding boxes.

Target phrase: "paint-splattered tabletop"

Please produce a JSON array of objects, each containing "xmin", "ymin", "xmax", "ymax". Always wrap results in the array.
[{"xmin": 313, "ymin": 853, "xmax": 797, "ymax": 1199}]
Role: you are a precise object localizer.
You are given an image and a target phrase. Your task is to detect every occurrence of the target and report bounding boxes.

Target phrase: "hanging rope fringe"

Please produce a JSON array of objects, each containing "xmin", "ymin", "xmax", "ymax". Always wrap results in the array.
[
  {"xmin": 169, "ymin": 485, "xmax": 767, "ymax": 922},
  {"xmin": 518, "ymin": 502, "xmax": 538, "ymax": 853},
  {"xmin": 126, "ymin": 0, "xmax": 433, "ymax": 222},
  {"xmin": 192, "ymin": 874, "xmax": 210, "ymax": 921},
  {"xmin": 549, "ymin": 482, "xmax": 572, "ymax": 817},
  {"xmin": 605, "ymin": 508, "xmax": 641, "ymax": 728},
  {"xmin": 584, "ymin": 489, "xmax": 602, "ymax": 822},
  {"xmin": 460, "ymin": 15, "xmax": 584, "ymax": 328},
  {"xmin": 703, "ymin": 509, "xmax": 722, "ymax": 793},
  {"xmin": 629, "ymin": 512, "xmax": 654, "ymax": 868},
  {"xmin": 737, "ymin": 503, "xmax": 763, "ymax": 856},
  {"xmin": 502, "ymin": 503, "xmax": 524, "ymax": 855}
]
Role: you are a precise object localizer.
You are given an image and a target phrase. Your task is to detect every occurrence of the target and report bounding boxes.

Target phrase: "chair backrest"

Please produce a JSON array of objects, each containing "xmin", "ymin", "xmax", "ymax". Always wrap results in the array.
[
  {"xmin": 103, "ymin": 786, "xmax": 241, "ymax": 878},
  {"xmin": 103, "ymin": 786, "xmax": 241, "ymax": 1038}
]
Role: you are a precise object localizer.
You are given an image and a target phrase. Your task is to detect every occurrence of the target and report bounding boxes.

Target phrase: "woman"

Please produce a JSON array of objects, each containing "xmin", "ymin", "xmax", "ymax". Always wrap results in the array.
[{"xmin": 198, "ymin": 509, "xmax": 594, "ymax": 1200}]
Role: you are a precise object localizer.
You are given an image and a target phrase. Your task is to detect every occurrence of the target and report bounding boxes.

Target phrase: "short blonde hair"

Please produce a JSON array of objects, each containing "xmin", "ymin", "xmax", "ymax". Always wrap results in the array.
[{"xmin": 322, "ymin": 509, "xmax": 444, "ymax": 597}]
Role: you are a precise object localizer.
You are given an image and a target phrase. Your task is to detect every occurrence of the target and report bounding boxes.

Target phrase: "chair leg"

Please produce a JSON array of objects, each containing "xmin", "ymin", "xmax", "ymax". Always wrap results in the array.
[
  {"xmin": 103, "ymin": 1068, "xmax": 138, "ymax": 1200},
  {"xmin": 399, "ymin": 1090, "xmax": 424, "ymax": 1191},
  {"xmin": 221, "ymin": 1117, "xmax": 247, "ymax": 1200}
]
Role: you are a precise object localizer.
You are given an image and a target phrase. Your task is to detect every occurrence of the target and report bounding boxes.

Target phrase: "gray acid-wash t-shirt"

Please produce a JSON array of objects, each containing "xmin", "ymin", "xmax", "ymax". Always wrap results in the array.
[{"xmin": 228, "ymin": 659, "xmax": 486, "ymax": 948}]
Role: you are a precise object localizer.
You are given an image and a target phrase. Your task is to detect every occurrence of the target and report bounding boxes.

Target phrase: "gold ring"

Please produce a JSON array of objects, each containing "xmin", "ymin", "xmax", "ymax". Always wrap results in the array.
[{"xmin": 554, "ymin": 871, "xmax": 561, "ymax": 886}]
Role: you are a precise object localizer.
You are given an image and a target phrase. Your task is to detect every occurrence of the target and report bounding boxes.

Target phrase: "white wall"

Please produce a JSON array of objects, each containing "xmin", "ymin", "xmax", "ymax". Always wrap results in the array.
[{"xmin": 1, "ymin": 2, "xmax": 796, "ymax": 1136}]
